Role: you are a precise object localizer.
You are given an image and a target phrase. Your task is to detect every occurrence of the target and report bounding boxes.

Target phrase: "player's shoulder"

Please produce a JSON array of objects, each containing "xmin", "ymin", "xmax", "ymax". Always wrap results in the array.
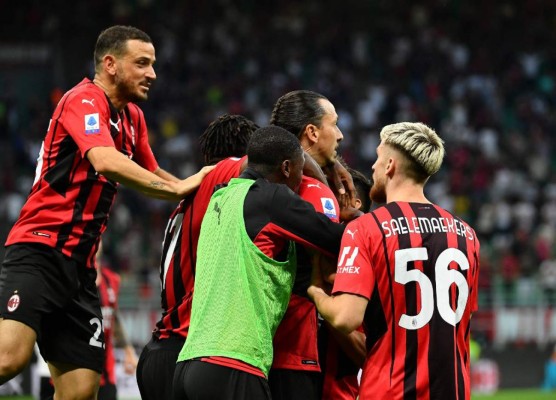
[
  {"xmin": 215, "ymin": 156, "xmax": 246, "ymax": 169},
  {"xmin": 202, "ymin": 156, "xmax": 245, "ymax": 185},
  {"xmin": 63, "ymin": 79, "xmax": 108, "ymax": 111},
  {"xmin": 298, "ymin": 176, "xmax": 336, "ymax": 202},
  {"xmin": 298, "ymin": 176, "xmax": 339, "ymax": 220},
  {"xmin": 299, "ymin": 176, "xmax": 331, "ymax": 194}
]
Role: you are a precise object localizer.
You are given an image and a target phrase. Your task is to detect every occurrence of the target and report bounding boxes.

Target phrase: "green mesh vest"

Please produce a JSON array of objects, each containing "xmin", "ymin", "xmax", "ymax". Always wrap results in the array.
[{"xmin": 177, "ymin": 178, "xmax": 296, "ymax": 376}]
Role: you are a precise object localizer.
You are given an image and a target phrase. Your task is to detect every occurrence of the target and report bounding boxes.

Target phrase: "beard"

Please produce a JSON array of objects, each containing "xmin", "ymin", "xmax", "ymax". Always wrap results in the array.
[
  {"xmin": 370, "ymin": 181, "xmax": 386, "ymax": 204},
  {"xmin": 115, "ymin": 74, "xmax": 149, "ymax": 103}
]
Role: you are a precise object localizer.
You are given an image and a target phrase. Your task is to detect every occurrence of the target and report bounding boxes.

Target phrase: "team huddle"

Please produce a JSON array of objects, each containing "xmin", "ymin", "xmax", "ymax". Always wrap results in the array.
[{"xmin": 0, "ymin": 25, "xmax": 480, "ymax": 400}]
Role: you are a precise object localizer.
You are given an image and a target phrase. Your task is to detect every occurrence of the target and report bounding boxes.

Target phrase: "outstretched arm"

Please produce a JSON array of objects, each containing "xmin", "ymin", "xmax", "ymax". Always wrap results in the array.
[
  {"xmin": 153, "ymin": 167, "xmax": 180, "ymax": 183},
  {"xmin": 87, "ymin": 146, "xmax": 214, "ymax": 200}
]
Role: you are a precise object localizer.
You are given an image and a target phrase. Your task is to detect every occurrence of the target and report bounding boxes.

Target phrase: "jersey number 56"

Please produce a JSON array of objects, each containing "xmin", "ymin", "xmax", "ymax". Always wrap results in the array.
[{"xmin": 395, "ymin": 247, "xmax": 470, "ymax": 330}]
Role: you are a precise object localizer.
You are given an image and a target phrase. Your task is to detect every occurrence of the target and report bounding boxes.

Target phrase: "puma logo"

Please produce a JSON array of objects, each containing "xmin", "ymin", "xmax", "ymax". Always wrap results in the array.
[
  {"xmin": 109, "ymin": 118, "xmax": 120, "ymax": 132},
  {"xmin": 81, "ymin": 98, "xmax": 95, "ymax": 107},
  {"xmin": 307, "ymin": 183, "xmax": 321, "ymax": 188},
  {"xmin": 346, "ymin": 229, "xmax": 358, "ymax": 240}
]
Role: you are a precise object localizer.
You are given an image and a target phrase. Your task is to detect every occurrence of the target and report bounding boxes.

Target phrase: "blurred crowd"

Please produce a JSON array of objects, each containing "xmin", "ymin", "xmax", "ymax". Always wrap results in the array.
[{"xmin": 2, "ymin": 0, "xmax": 556, "ymax": 309}]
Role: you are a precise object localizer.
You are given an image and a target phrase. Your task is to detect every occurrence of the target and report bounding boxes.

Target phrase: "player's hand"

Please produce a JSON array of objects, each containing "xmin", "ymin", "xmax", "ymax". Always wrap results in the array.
[
  {"xmin": 323, "ymin": 160, "xmax": 357, "ymax": 208},
  {"xmin": 173, "ymin": 165, "xmax": 216, "ymax": 197},
  {"xmin": 309, "ymin": 253, "xmax": 333, "ymax": 299},
  {"xmin": 340, "ymin": 206, "xmax": 364, "ymax": 223}
]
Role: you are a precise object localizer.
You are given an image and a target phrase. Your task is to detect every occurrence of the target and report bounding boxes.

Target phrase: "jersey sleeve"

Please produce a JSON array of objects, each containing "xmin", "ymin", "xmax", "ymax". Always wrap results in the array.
[
  {"xmin": 61, "ymin": 91, "xmax": 116, "ymax": 158},
  {"xmin": 130, "ymin": 105, "xmax": 158, "ymax": 172},
  {"xmin": 332, "ymin": 217, "xmax": 375, "ymax": 300},
  {"xmin": 267, "ymin": 184, "xmax": 345, "ymax": 257},
  {"xmin": 298, "ymin": 176, "xmax": 340, "ymax": 222}
]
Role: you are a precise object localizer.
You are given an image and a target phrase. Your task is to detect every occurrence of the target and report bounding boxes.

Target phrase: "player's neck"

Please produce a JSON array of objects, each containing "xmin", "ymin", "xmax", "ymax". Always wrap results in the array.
[
  {"xmin": 386, "ymin": 182, "xmax": 429, "ymax": 204},
  {"xmin": 93, "ymin": 76, "xmax": 127, "ymax": 111}
]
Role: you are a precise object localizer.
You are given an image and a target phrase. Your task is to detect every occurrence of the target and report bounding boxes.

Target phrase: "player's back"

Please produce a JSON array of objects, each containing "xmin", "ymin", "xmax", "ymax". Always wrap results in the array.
[
  {"xmin": 155, "ymin": 156, "xmax": 245, "ymax": 339},
  {"xmin": 355, "ymin": 201, "xmax": 479, "ymax": 400}
]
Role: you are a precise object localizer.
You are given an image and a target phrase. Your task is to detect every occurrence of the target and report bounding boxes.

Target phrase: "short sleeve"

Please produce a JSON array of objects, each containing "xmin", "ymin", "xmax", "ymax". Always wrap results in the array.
[
  {"xmin": 332, "ymin": 217, "xmax": 375, "ymax": 300},
  {"xmin": 61, "ymin": 91, "xmax": 115, "ymax": 158}
]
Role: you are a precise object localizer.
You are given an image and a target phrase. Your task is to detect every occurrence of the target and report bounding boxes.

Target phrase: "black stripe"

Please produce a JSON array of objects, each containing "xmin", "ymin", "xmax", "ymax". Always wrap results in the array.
[
  {"xmin": 120, "ymin": 110, "xmax": 127, "ymax": 154},
  {"xmin": 55, "ymin": 165, "xmax": 98, "ymax": 259},
  {"xmin": 370, "ymin": 210, "xmax": 397, "ymax": 385},
  {"xmin": 159, "ymin": 215, "xmax": 175, "ymax": 314},
  {"xmin": 72, "ymin": 177, "xmax": 117, "ymax": 263},
  {"xmin": 415, "ymin": 204, "xmax": 456, "ymax": 399},
  {"xmin": 126, "ymin": 105, "xmax": 137, "ymax": 156},
  {"xmin": 43, "ymin": 134, "xmax": 79, "ymax": 196},
  {"xmin": 363, "ymin": 280, "xmax": 387, "ymax": 351},
  {"xmin": 454, "ymin": 214, "xmax": 470, "ymax": 399},
  {"xmin": 170, "ymin": 211, "xmax": 185, "ymax": 330},
  {"xmin": 40, "ymin": 94, "xmax": 72, "ymax": 192},
  {"xmin": 386, "ymin": 203, "xmax": 417, "ymax": 400}
]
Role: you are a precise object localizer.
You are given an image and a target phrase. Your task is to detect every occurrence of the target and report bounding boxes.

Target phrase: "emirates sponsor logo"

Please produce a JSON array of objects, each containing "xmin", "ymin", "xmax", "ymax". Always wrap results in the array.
[{"xmin": 7, "ymin": 293, "xmax": 20, "ymax": 312}]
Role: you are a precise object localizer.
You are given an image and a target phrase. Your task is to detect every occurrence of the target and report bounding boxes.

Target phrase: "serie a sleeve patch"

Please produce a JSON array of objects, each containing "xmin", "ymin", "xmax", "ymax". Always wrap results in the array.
[{"xmin": 84, "ymin": 113, "xmax": 100, "ymax": 134}]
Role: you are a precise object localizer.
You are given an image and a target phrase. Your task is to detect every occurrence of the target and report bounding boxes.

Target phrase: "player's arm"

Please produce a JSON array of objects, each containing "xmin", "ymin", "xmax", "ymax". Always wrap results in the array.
[
  {"xmin": 113, "ymin": 311, "xmax": 138, "ymax": 374},
  {"xmin": 309, "ymin": 218, "xmax": 370, "ymax": 334},
  {"xmin": 324, "ymin": 321, "xmax": 366, "ymax": 368},
  {"xmin": 153, "ymin": 167, "xmax": 180, "ymax": 183},
  {"xmin": 87, "ymin": 146, "xmax": 214, "ymax": 200},
  {"xmin": 309, "ymin": 288, "xmax": 367, "ymax": 334},
  {"xmin": 266, "ymin": 186, "xmax": 346, "ymax": 257},
  {"xmin": 312, "ymin": 253, "xmax": 367, "ymax": 367}
]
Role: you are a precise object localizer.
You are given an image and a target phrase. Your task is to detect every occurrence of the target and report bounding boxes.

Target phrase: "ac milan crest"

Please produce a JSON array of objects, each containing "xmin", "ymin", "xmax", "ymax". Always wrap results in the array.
[{"xmin": 7, "ymin": 293, "xmax": 20, "ymax": 312}]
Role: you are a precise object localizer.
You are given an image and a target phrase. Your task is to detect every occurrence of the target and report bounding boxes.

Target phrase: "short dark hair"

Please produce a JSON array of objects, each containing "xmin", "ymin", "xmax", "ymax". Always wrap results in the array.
[
  {"xmin": 348, "ymin": 167, "xmax": 372, "ymax": 212},
  {"xmin": 270, "ymin": 90, "xmax": 328, "ymax": 139},
  {"xmin": 247, "ymin": 126, "xmax": 302, "ymax": 172},
  {"xmin": 94, "ymin": 25, "xmax": 152, "ymax": 70},
  {"xmin": 199, "ymin": 114, "xmax": 259, "ymax": 165}
]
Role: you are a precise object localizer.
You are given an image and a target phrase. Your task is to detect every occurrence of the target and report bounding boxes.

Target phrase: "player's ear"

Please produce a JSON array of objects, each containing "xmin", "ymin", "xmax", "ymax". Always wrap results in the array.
[
  {"xmin": 303, "ymin": 124, "xmax": 319, "ymax": 144},
  {"xmin": 281, "ymin": 159, "xmax": 291, "ymax": 178},
  {"xmin": 385, "ymin": 156, "xmax": 396, "ymax": 177},
  {"xmin": 103, "ymin": 54, "xmax": 118, "ymax": 76}
]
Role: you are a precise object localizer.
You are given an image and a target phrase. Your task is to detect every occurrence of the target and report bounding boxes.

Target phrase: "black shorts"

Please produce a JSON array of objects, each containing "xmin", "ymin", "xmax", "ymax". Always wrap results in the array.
[
  {"xmin": 269, "ymin": 368, "xmax": 320, "ymax": 400},
  {"xmin": 0, "ymin": 243, "xmax": 104, "ymax": 372},
  {"xmin": 172, "ymin": 359, "xmax": 271, "ymax": 400},
  {"xmin": 98, "ymin": 383, "xmax": 117, "ymax": 400},
  {"xmin": 137, "ymin": 335, "xmax": 185, "ymax": 400}
]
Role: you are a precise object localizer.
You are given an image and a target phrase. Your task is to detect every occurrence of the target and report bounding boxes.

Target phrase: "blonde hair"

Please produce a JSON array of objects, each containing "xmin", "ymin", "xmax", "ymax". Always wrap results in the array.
[{"xmin": 380, "ymin": 122, "xmax": 445, "ymax": 181}]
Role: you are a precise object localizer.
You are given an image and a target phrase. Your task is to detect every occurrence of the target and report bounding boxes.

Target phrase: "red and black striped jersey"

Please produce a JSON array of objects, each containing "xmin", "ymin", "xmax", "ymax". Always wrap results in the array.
[
  {"xmin": 154, "ymin": 156, "xmax": 245, "ymax": 340},
  {"xmin": 272, "ymin": 176, "xmax": 339, "ymax": 372},
  {"xmin": 5, "ymin": 78, "xmax": 158, "ymax": 267},
  {"xmin": 98, "ymin": 266, "xmax": 121, "ymax": 386},
  {"xmin": 332, "ymin": 202, "xmax": 480, "ymax": 400}
]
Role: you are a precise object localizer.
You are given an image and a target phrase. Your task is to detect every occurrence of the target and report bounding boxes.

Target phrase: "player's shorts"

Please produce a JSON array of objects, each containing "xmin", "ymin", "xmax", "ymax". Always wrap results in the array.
[
  {"xmin": 137, "ymin": 335, "xmax": 185, "ymax": 400},
  {"xmin": 269, "ymin": 368, "xmax": 320, "ymax": 400},
  {"xmin": 173, "ymin": 359, "xmax": 272, "ymax": 400},
  {"xmin": 97, "ymin": 383, "xmax": 117, "ymax": 400},
  {"xmin": 0, "ymin": 243, "xmax": 104, "ymax": 372}
]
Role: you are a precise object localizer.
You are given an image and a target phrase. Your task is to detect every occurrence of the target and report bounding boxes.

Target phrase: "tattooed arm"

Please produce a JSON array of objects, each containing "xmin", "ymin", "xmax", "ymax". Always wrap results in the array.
[{"xmin": 87, "ymin": 146, "xmax": 214, "ymax": 200}]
